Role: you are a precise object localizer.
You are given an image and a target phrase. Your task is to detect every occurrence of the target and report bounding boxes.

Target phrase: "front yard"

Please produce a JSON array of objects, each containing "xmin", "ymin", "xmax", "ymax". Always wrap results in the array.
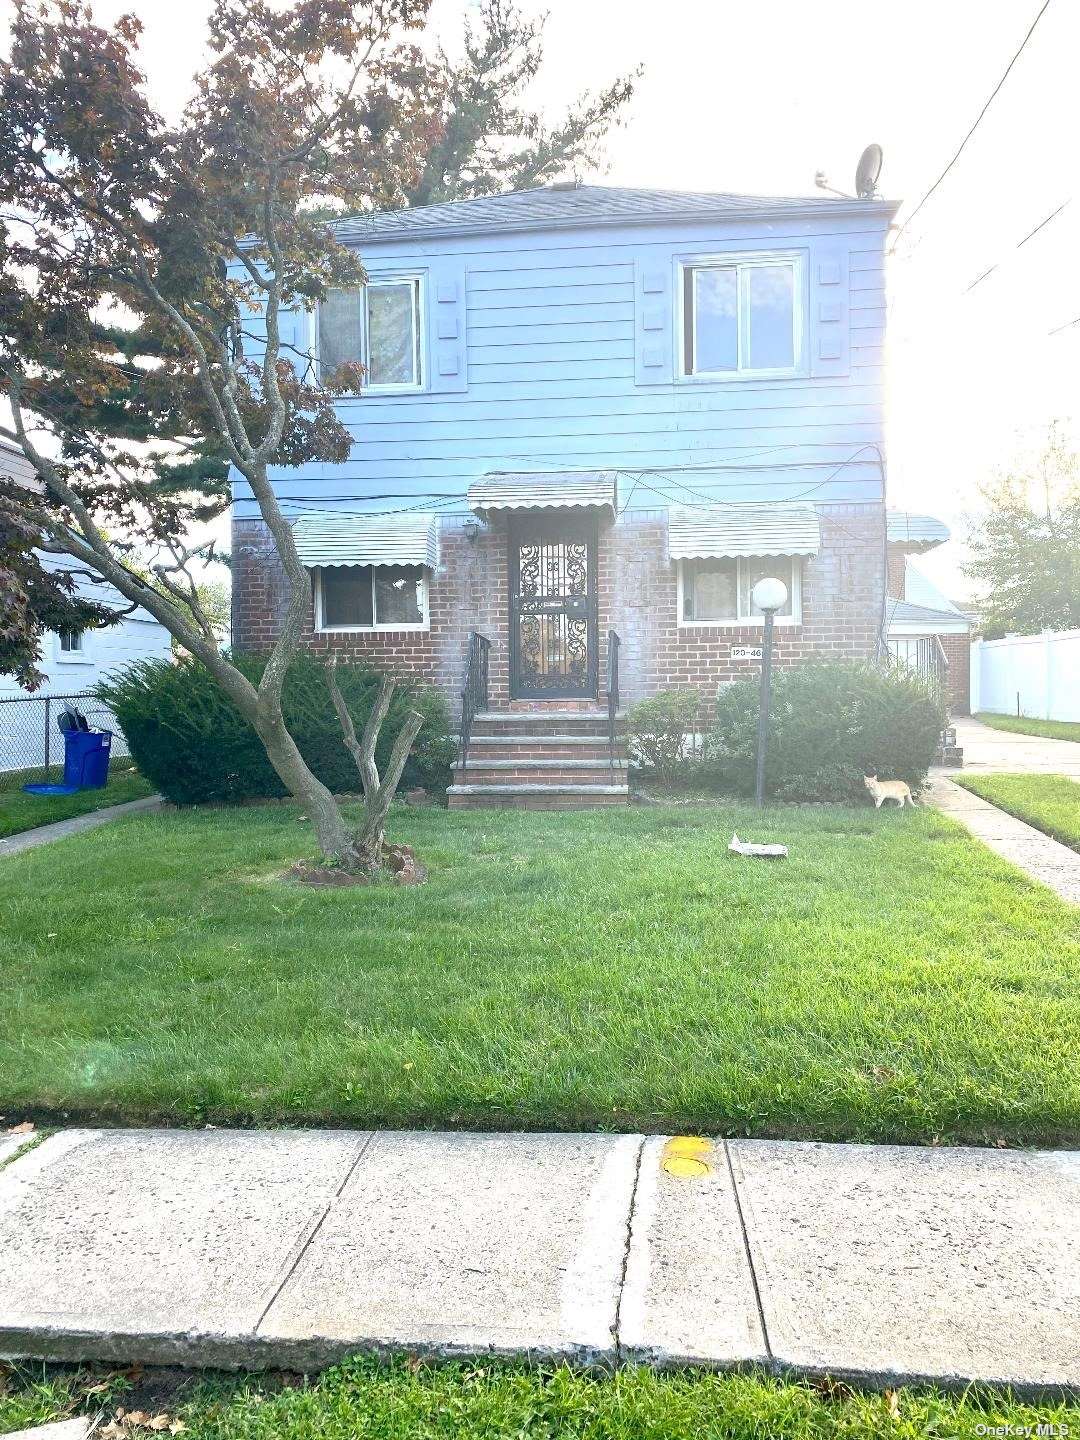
[
  {"xmin": 3, "ymin": 799, "xmax": 1078, "ymax": 1144},
  {"xmin": 975, "ymin": 712, "xmax": 1080, "ymax": 744},
  {"xmin": 957, "ymin": 773, "xmax": 1080, "ymax": 852},
  {"xmin": 4, "ymin": 1357, "xmax": 1077, "ymax": 1440},
  {"xmin": 0, "ymin": 767, "xmax": 154, "ymax": 838}
]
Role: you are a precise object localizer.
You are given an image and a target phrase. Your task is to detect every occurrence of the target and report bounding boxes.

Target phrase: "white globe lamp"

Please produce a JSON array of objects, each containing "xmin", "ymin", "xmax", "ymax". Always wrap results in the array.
[{"xmin": 751, "ymin": 576, "xmax": 788, "ymax": 805}]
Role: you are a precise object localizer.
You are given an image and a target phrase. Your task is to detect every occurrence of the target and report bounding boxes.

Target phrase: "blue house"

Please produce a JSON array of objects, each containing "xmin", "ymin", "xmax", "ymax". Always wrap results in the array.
[{"xmin": 232, "ymin": 183, "xmax": 899, "ymax": 806}]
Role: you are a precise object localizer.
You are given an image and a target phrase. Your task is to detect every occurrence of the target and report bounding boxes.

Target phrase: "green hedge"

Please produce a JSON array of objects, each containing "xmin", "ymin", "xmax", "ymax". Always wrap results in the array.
[
  {"xmin": 98, "ymin": 654, "xmax": 456, "ymax": 807},
  {"xmin": 707, "ymin": 659, "xmax": 946, "ymax": 803}
]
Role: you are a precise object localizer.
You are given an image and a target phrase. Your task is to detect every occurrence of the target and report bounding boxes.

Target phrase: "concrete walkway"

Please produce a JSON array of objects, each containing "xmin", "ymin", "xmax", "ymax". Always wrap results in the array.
[
  {"xmin": 956, "ymin": 715, "xmax": 1080, "ymax": 777},
  {"xmin": 927, "ymin": 776, "xmax": 1080, "ymax": 904},
  {"xmin": 0, "ymin": 1128, "xmax": 1077, "ymax": 1392},
  {"xmin": 0, "ymin": 796, "xmax": 162, "ymax": 859}
]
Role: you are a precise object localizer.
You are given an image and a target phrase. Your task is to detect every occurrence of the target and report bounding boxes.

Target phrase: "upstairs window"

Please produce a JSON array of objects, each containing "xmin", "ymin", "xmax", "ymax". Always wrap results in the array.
[
  {"xmin": 316, "ymin": 564, "xmax": 427, "ymax": 631},
  {"xmin": 681, "ymin": 255, "xmax": 802, "ymax": 379},
  {"xmin": 318, "ymin": 276, "xmax": 423, "ymax": 392},
  {"xmin": 680, "ymin": 555, "xmax": 799, "ymax": 625},
  {"xmin": 57, "ymin": 629, "xmax": 84, "ymax": 653}
]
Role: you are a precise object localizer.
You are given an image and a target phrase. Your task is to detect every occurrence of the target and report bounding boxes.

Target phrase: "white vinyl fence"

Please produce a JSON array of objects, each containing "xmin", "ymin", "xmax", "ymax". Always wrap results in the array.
[{"xmin": 970, "ymin": 629, "xmax": 1080, "ymax": 722}]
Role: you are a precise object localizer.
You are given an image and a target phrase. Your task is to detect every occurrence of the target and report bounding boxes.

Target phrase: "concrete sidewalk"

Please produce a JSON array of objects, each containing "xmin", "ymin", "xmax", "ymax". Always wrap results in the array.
[
  {"xmin": 954, "ymin": 716, "xmax": 1080, "ymax": 777},
  {"xmin": 1, "ymin": 1128, "xmax": 1077, "ymax": 1392},
  {"xmin": 927, "ymin": 775, "xmax": 1080, "ymax": 904},
  {"xmin": 0, "ymin": 796, "xmax": 162, "ymax": 859}
]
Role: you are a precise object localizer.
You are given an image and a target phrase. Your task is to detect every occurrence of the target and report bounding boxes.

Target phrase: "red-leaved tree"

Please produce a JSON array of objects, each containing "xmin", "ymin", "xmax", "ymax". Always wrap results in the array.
[{"xmin": 0, "ymin": 0, "xmax": 447, "ymax": 873}]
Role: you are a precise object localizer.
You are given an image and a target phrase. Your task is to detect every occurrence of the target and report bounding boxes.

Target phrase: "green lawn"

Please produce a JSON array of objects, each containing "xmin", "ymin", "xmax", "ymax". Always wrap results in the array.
[
  {"xmin": 956, "ymin": 772, "xmax": 1080, "ymax": 852},
  {"xmin": 0, "ymin": 766, "xmax": 154, "ymax": 838},
  {"xmin": 2, "ymin": 800, "xmax": 1078, "ymax": 1144},
  {"xmin": 975, "ymin": 711, "xmax": 1080, "ymax": 743},
  {"xmin": 2, "ymin": 1357, "xmax": 1077, "ymax": 1439}
]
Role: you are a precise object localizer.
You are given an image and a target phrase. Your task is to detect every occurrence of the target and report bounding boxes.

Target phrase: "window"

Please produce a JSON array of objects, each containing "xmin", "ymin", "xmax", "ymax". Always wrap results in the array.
[
  {"xmin": 317, "ymin": 565, "xmax": 427, "ymax": 631},
  {"xmin": 680, "ymin": 556, "xmax": 799, "ymax": 625},
  {"xmin": 56, "ymin": 628, "xmax": 87, "ymax": 658},
  {"xmin": 681, "ymin": 254, "xmax": 802, "ymax": 378},
  {"xmin": 318, "ymin": 276, "xmax": 423, "ymax": 391}
]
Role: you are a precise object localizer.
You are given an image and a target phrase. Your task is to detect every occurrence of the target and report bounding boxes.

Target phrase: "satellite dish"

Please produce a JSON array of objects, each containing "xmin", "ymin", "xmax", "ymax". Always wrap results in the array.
[{"xmin": 855, "ymin": 144, "xmax": 883, "ymax": 199}]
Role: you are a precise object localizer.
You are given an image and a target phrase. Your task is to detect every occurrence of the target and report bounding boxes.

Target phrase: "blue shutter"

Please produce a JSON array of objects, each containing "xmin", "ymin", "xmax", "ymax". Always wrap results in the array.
[
  {"xmin": 809, "ymin": 242, "xmax": 850, "ymax": 377},
  {"xmin": 427, "ymin": 258, "xmax": 468, "ymax": 393},
  {"xmin": 634, "ymin": 257, "xmax": 674, "ymax": 385}
]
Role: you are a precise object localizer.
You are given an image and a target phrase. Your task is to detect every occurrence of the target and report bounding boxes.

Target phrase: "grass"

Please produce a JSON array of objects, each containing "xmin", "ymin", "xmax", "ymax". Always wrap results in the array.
[
  {"xmin": 0, "ymin": 766, "xmax": 154, "ymax": 838},
  {"xmin": 975, "ymin": 711, "xmax": 1080, "ymax": 743},
  {"xmin": 956, "ymin": 772, "xmax": 1080, "ymax": 852},
  {"xmin": 2, "ymin": 1357, "xmax": 1079, "ymax": 1439},
  {"xmin": 2, "ymin": 799, "xmax": 1079, "ymax": 1144}
]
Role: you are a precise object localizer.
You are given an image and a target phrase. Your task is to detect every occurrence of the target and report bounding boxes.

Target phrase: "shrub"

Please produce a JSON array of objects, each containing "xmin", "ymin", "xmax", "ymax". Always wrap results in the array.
[
  {"xmin": 625, "ymin": 689, "xmax": 703, "ymax": 783},
  {"xmin": 98, "ymin": 653, "xmax": 456, "ymax": 807},
  {"xmin": 706, "ymin": 659, "xmax": 946, "ymax": 803}
]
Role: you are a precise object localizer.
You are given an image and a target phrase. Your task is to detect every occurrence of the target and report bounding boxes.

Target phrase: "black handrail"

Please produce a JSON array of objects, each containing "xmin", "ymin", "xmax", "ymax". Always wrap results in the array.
[
  {"xmin": 606, "ymin": 629, "xmax": 621, "ymax": 771},
  {"xmin": 459, "ymin": 631, "xmax": 491, "ymax": 770}
]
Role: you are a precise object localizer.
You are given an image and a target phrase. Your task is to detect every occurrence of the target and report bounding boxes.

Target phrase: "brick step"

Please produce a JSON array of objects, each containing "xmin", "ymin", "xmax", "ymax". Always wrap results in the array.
[
  {"xmin": 467, "ymin": 736, "xmax": 624, "ymax": 761},
  {"xmin": 472, "ymin": 710, "xmax": 620, "ymax": 738},
  {"xmin": 455, "ymin": 760, "xmax": 627, "ymax": 784},
  {"xmin": 448, "ymin": 783, "xmax": 629, "ymax": 811}
]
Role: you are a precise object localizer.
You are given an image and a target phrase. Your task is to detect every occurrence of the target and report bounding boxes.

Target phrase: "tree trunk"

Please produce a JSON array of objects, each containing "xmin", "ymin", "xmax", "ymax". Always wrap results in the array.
[
  {"xmin": 325, "ymin": 662, "xmax": 424, "ymax": 873},
  {"xmin": 252, "ymin": 705, "xmax": 360, "ymax": 867}
]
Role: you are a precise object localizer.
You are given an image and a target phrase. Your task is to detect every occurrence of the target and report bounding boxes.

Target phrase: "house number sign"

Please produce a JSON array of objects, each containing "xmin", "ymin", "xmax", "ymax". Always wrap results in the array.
[{"xmin": 731, "ymin": 645, "xmax": 763, "ymax": 660}]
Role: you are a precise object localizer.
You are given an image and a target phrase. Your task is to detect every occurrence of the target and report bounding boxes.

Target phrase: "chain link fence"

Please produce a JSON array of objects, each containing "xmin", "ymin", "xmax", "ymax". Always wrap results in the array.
[{"xmin": 0, "ymin": 692, "xmax": 130, "ymax": 791}]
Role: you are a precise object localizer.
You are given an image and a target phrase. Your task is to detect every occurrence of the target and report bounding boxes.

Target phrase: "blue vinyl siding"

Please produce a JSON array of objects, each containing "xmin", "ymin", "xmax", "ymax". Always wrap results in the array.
[{"xmin": 235, "ymin": 210, "xmax": 890, "ymax": 520}]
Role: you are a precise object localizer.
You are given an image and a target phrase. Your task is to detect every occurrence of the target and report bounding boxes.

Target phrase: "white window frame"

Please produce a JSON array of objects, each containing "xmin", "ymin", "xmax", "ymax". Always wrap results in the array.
[
  {"xmin": 676, "ymin": 250, "xmax": 806, "ymax": 382},
  {"xmin": 676, "ymin": 556, "xmax": 803, "ymax": 628},
  {"xmin": 54, "ymin": 628, "xmax": 92, "ymax": 663},
  {"xmin": 316, "ymin": 271, "xmax": 427, "ymax": 395},
  {"xmin": 314, "ymin": 564, "xmax": 430, "ymax": 633}
]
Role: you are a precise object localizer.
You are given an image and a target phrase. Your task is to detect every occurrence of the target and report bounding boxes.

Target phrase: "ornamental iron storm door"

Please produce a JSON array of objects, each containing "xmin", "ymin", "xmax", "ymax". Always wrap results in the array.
[{"xmin": 509, "ymin": 517, "xmax": 599, "ymax": 699}]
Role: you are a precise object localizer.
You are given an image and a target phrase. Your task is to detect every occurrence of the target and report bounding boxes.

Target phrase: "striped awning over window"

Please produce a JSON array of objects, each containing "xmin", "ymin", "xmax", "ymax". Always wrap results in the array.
[
  {"xmin": 467, "ymin": 470, "xmax": 618, "ymax": 516},
  {"xmin": 667, "ymin": 504, "xmax": 821, "ymax": 560},
  {"xmin": 291, "ymin": 512, "xmax": 438, "ymax": 569}
]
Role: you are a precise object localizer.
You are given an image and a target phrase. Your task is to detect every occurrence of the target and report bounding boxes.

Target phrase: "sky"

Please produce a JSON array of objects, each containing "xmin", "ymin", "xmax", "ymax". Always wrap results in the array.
[{"xmin": 3, "ymin": 0, "xmax": 1078, "ymax": 599}]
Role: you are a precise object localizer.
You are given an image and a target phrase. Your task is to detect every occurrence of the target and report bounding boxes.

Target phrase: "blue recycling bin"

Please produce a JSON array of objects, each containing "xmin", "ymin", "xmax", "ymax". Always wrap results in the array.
[{"xmin": 62, "ymin": 729, "xmax": 112, "ymax": 790}]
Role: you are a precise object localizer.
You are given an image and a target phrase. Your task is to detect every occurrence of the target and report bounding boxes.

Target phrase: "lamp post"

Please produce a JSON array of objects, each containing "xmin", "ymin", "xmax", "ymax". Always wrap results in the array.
[{"xmin": 751, "ymin": 576, "xmax": 788, "ymax": 807}]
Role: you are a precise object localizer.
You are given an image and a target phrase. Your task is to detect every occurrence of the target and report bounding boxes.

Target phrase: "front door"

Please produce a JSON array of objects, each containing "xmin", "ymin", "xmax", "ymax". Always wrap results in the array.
[{"xmin": 509, "ymin": 516, "xmax": 598, "ymax": 700}]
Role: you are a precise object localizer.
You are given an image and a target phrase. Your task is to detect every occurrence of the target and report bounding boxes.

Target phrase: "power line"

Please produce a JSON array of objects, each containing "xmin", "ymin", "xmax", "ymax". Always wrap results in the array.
[
  {"xmin": 890, "ymin": 0, "xmax": 1054, "ymax": 252},
  {"xmin": 1048, "ymin": 313, "xmax": 1080, "ymax": 336},
  {"xmin": 964, "ymin": 199, "xmax": 1071, "ymax": 292}
]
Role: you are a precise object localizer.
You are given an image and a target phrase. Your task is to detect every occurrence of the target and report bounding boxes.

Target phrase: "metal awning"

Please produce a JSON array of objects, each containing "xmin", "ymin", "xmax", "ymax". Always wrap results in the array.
[
  {"xmin": 667, "ymin": 504, "xmax": 821, "ymax": 560},
  {"xmin": 291, "ymin": 512, "xmax": 438, "ymax": 569},
  {"xmin": 467, "ymin": 470, "xmax": 618, "ymax": 516},
  {"xmin": 886, "ymin": 511, "xmax": 950, "ymax": 552}
]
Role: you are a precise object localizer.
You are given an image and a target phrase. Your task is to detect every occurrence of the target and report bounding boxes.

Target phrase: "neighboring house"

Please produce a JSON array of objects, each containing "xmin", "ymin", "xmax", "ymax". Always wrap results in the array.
[
  {"xmin": 0, "ymin": 440, "xmax": 172, "ymax": 767},
  {"xmin": 885, "ymin": 511, "xmax": 973, "ymax": 713},
  {"xmin": 231, "ymin": 182, "xmax": 946, "ymax": 804}
]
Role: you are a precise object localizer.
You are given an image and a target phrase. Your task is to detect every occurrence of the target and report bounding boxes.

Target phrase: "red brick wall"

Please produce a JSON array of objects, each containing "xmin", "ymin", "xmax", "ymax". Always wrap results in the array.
[
  {"xmin": 887, "ymin": 548, "xmax": 906, "ymax": 598},
  {"xmin": 233, "ymin": 501, "xmax": 886, "ymax": 716},
  {"xmin": 938, "ymin": 630, "xmax": 971, "ymax": 713}
]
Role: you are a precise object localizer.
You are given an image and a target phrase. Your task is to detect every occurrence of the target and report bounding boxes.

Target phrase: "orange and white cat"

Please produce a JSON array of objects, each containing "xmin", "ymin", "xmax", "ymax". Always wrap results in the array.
[{"xmin": 863, "ymin": 773, "xmax": 916, "ymax": 808}]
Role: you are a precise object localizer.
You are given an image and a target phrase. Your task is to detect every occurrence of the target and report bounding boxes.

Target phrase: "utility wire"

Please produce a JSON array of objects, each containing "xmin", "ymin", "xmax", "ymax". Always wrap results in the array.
[
  {"xmin": 890, "ymin": 0, "xmax": 1054, "ymax": 253},
  {"xmin": 964, "ymin": 199, "xmax": 1071, "ymax": 292},
  {"xmin": 1048, "ymin": 313, "xmax": 1080, "ymax": 336}
]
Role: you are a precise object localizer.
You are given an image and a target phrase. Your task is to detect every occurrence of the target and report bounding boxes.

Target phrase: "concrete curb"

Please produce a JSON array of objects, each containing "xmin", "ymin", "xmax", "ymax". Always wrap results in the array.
[
  {"xmin": 0, "ymin": 1128, "xmax": 1077, "ymax": 1393},
  {"xmin": 926, "ymin": 776, "xmax": 1080, "ymax": 904},
  {"xmin": 0, "ymin": 796, "xmax": 163, "ymax": 859}
]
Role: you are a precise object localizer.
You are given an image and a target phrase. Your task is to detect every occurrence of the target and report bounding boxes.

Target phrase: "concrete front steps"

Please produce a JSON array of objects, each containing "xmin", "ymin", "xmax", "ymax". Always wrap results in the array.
[{"xmin": 448, "ymin": 706, "xmax": 629, "ymax": 810}]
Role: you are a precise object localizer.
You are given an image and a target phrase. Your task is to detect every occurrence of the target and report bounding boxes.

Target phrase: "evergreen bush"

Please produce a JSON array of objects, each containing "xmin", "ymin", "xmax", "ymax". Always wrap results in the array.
[
  {"xmin": 625, "ymin": 689, "xmax": 704, "ymax": 783},
  {"xmin": 98, "ymin": 653, "xmax": 456, "ymax": 806},
  {"xmin": 706, "ymin": 659, "xmax": 946, "ymax": 802}
]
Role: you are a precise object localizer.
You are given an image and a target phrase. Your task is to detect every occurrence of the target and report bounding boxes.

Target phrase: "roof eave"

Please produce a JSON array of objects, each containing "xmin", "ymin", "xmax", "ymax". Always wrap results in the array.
[{"xmin": 331, "ymin": 198, "xmax": 901, "ymax": 247}]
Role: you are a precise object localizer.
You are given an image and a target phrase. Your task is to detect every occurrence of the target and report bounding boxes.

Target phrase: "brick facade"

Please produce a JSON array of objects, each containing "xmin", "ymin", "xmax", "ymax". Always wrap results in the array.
[
  {"xmin": 232, "ymin": 501, "xmax": 886, "ymax": 716},
  {"xmin": 938, "ymin": 630, "xmax": 971, "ymax": 714}
]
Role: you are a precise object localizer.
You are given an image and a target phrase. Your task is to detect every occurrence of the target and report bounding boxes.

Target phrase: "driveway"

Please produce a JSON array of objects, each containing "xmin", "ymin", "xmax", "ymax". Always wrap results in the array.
[{"xmin": 953, "ymin": 716, "xmax": 1080, "ymax": 777}]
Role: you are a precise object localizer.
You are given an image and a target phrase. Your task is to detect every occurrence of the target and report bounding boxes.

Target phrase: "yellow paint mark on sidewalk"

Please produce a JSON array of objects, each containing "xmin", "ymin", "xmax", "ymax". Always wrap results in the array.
[{"xmin": 661, "ymin": 1136, "xmax": 712, "ymax": 1177}]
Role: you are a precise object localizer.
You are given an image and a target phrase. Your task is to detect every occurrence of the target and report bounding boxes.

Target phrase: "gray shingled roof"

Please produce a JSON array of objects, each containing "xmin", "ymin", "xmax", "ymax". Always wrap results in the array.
[
  {"xmin": 332, "ymin": 184, "xmax": 898, "ymax": 245},
  {"xmin": 887, "ymin": 598, "xmax": 972, "ymax": 628}
]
